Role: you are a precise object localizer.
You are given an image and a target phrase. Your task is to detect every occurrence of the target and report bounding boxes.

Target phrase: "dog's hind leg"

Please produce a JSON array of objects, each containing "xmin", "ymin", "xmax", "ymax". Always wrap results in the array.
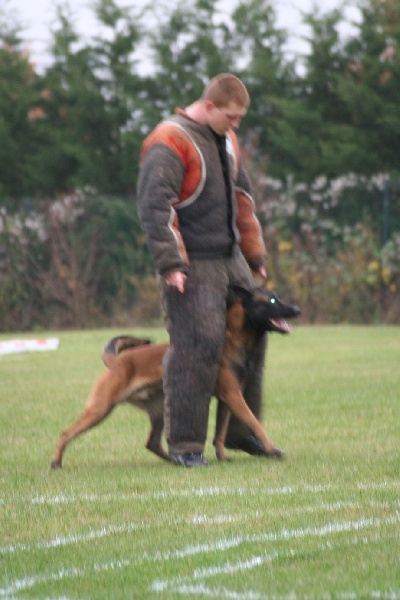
[
  {"xmin": 50, "ymin": 405, "xmax": 115, "ymax": 469},
  {"xmin": 216, "ymin": 369, "xmax": 284, "ymax": 459},
  {"xmin": 50, "ymin": 371, "xmax": 120, "ymax": 469}
]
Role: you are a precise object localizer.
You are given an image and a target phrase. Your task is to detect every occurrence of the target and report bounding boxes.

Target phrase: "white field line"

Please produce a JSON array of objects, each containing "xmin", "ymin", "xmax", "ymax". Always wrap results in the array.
[
  {"xmin": 150, "ymin": 536, "xmax": 397, "ymax": 597},
  {"xmin": 1, "ymin": 500, "xmax": 398, "ymax": 557},
  {"xmin": 1, "ymin": 479, "xmax": 399, "ymax": 507},
  {"xmin": 151, "ymin": 533, "xmax": 400, "ymax": 599},
  {"xmin": 0, "ymin": 562, "xmax": 131, "ymax": 599},
  {"xmin": 150, "ymin": 514, "xmax": 400, "ymax": 591},
  {"xmin": 1, "ymin": 513, "xmax": 399, "ymax": 598},
  {"xmin": 0, "ymin": 520, "xmax": 150, "ymax": 556},
  {"xmin": 153, "ymin": 584, "xmax": 400, "ymax": 600},
  {"xmin": 0, "ymin": 514, "xmax": 240, "ymax": 556}
]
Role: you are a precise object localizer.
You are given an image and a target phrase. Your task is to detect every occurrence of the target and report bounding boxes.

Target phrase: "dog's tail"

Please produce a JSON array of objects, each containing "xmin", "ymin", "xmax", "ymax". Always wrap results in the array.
[{"xmin": 102, "ymin": 335, "xmax": 151, "ymax": 369}]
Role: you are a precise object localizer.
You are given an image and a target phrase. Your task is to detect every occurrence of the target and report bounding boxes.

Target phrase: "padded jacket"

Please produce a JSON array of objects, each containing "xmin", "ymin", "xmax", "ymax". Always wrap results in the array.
[{"xmin": 137, "ymin": 110, "xmax": 266, "ymax": 277}]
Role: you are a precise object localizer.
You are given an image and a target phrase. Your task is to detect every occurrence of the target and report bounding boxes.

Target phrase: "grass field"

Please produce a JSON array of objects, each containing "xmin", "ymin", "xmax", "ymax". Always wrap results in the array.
[{"xmin": 0, "ymin": 324, "xmax": 399, "ymax": 599}]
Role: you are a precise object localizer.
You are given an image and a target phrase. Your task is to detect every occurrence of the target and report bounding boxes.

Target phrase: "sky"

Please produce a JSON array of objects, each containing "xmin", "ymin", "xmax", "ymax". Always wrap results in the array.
[{"xmin": 5, "ymin": 0, "xmax": 361, "ymax": 72}]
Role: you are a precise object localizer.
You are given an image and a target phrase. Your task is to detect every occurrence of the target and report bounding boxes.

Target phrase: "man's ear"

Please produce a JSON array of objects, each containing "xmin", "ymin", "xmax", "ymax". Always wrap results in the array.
[{"xmin": 204, "ymin": 99, "xmax": 215, "ymax": 114}]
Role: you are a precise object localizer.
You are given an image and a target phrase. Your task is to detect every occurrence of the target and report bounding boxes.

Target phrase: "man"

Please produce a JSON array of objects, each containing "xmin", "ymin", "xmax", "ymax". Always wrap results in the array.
[{"xmin": 137, "ymin": 73, "xmax": 268, "ymax": 467}]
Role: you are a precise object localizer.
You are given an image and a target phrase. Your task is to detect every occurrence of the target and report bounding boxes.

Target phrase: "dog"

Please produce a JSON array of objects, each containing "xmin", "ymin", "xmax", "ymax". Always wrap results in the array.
[{"xmin": 50, "ymin": 287, "xmax": 300, "ymax": 468}]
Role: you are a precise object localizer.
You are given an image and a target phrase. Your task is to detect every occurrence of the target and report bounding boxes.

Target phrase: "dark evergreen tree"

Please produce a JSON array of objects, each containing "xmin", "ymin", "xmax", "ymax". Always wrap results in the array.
[{"xmin": 0, "ymin": 8, "xmax": 40, "ymax": 198}]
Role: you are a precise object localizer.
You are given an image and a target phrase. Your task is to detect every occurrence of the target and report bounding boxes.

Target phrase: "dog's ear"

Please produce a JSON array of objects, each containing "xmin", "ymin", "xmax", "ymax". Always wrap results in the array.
[{"xmin": 228, "ymin": 285, "xmax": 253, "ymax": 305}]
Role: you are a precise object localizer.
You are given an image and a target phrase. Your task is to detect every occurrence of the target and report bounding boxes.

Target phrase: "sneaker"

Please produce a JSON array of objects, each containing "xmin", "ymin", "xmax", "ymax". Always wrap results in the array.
[
  {"xmin": 170, "ymin": 452, "xmax": 209, "ymax": 467},
  {"xmin": 225, "ymin": 434, "xmax": 285, "ymax": 458}
]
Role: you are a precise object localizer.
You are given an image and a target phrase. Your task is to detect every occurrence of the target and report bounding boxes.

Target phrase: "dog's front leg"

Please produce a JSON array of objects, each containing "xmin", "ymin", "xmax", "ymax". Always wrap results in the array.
[
  {"xmin": 213, "ymin": 400, "xmax": 231, "ymax": 461},
  {"xmin": 144, "ymin": 396, "xmax": 170, "ymax": 461},
  {"xmin": 216, "ymin": 366, "xmax": 283, "ymax": 458}
]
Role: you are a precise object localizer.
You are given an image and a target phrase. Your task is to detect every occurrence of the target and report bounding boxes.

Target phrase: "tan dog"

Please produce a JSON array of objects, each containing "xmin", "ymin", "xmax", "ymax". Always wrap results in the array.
[{"xmin": 51, "ymin": 287, "xmax": 300, "ymax": 468}]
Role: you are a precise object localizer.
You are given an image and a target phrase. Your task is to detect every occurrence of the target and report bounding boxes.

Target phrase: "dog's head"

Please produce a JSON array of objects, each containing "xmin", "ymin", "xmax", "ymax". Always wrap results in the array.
[{"xmin": 229, "ymin": 286, "xmax": 301, "ymax": 334}]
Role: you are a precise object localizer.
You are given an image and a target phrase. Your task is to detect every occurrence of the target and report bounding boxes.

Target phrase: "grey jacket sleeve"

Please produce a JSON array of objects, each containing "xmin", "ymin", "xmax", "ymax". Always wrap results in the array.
[{"xmin": 137, "ymin": 144, "xmax": 189, "ymax": 277}]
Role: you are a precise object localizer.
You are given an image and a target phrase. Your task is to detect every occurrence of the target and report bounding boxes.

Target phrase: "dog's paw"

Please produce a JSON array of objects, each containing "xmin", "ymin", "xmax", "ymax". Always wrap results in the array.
[
  {"xmin": 50, "ymin": 460, "xmax": 62, "ymax": 469},
  {"xmin": 214, "ymin": 445, "xmax": 227, "ymax": 461},
  {"xmin": 270, "ymin": 446, "xmax": 285, "ymax": 459}
]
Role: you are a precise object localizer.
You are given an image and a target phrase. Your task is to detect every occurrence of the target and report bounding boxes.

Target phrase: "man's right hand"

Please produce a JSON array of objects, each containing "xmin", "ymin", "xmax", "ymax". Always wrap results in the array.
[{"xmin": 165, "ymin": 271, "xmax": 187, "ymax": 293}]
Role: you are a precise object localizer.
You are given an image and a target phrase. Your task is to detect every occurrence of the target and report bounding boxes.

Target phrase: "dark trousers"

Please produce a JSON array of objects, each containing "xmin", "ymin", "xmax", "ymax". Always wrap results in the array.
[{"xmin": 159, "ymin": 252, "xmax": 266, "ymax": 455}]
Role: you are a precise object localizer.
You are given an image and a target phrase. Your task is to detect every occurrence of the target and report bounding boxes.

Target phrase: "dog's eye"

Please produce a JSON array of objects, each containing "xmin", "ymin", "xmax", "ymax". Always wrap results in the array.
[{"xmin": 270, "ymin": 298, "xmax": 276, "ymax": 304}]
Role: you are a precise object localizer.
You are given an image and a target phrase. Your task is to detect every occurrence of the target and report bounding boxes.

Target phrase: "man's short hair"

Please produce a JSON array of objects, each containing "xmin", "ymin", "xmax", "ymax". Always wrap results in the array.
[{"xmin": 202, "ymin": 73, "xmax": 250, "ymax": 109}]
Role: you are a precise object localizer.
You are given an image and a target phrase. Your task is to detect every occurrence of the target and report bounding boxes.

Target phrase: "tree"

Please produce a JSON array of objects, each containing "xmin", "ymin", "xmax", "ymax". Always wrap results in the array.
[
  {"xmin": 29, "ymin": 0, "xmax": 146, "ymax": 194},
  {"xmin": 298, "ymin": 0, "xmax": 400, "ymax": 178},
  {"xmin": 0, "ymin": 7, "xmax": 40, "ymax": 197},
  {"xmin": 339, "ymin": 0, "xmax": 400, "ymax": 175},
  {"xmin": 13, "ymin": 6, "xmax": 103, "ymax": 195},
  {"xmin": 90, "ymin": 0, "xmax": 147, "ymax": 193},
  {"xmin": 142, "ymin": 0, "xmax": 234, "ymax": 125},
  {"xmin": 229, "ymin": 0, "xmax": 314, "ymax": 181}
]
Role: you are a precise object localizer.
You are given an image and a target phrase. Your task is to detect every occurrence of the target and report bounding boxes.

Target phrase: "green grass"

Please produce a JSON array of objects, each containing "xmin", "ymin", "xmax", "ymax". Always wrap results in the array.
[{"xmin": 0, "ymin": 325, "xmax": 399, "ymax": 599}]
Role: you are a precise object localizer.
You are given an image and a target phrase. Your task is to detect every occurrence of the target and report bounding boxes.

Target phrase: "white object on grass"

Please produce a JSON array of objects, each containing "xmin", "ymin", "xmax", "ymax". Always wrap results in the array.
[{"xmin": 0, "ymin": 338, "xmax": 60, "ymax": 355}]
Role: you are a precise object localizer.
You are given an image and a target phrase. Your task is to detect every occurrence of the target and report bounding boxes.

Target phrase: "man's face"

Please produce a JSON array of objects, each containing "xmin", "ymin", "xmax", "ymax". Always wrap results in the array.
[{"xmin": 206, "ymin": 100, "xmax": 247, "ymax": 135}]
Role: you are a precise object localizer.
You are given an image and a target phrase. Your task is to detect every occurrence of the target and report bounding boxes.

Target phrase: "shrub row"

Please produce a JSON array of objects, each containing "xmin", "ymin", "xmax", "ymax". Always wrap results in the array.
[{"xmin": 1, "ymin": 177, "xmax": 399, "ymax": 331}]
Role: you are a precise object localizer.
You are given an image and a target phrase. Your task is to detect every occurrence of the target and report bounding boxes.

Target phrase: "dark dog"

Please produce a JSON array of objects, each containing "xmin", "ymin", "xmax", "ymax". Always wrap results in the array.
[{"xmin": 50, "ymin": 287, "xmax": 300, "ymax": 468}]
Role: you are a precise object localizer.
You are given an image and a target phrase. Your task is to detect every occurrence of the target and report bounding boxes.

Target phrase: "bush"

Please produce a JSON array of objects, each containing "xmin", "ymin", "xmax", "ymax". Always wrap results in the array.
[
  {"xmin": 0, "ymin": 191, "xmax": 157, "ymax": 331},
  {"xmin": 1, "ymin": 176, "xmax": 399, "ymax": 331}
]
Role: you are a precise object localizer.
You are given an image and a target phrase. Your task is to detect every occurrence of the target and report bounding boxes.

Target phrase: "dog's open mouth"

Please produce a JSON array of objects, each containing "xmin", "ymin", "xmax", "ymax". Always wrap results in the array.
[{"xmin": 268, "ymin": 318, "xmax": 292, "ymax": 334}]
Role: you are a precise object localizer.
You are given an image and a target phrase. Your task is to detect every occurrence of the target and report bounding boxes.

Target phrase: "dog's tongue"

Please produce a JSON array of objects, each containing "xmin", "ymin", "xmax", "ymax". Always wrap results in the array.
[{"xmin": 273, "ymin": 318, "xmax": 292, "ymax": 333}]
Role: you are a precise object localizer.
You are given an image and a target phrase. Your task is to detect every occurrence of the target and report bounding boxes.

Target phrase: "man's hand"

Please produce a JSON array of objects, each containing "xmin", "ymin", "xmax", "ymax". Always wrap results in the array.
[
  {"xmin": 253, "ymin": 265, "xmax": 267, "ymax": 283},
  {"xmin": 257, "ymin": 266, "xmax": 267, "ymax": 280},
  {"xmin": 165, "ymin": 271, "xmax": 187, "ymax": 293}
]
